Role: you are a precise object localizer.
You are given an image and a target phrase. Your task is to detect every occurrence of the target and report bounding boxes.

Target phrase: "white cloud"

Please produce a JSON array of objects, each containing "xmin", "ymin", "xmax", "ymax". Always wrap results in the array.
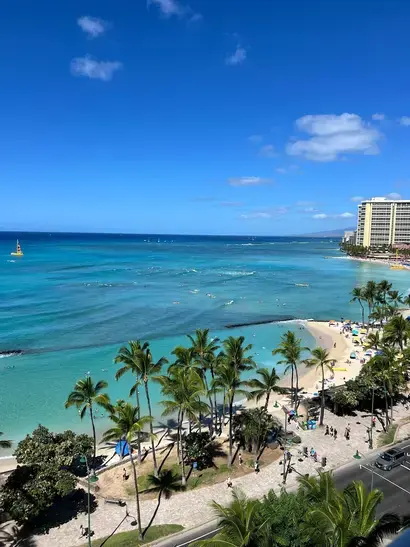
[
  {"xmin": 220, "ymin": 201, "xmax": 243, "ymax": 207},
  {"xmin": 77, "ymin": 16, "xmax": 109, "ymax": 38},
  {"xmin": 399, "ymin": 117, "xmax": 410, "ymax": 126},
  {"xmin": 148, "ymin": 0, "xmax": 186, "ymax": 16},
  {"xmin": 386, "ymin": 192, "xmax": 402, "ymax": 199},
  {"xmin": 226, "ymin": 46, "xmax": 247, "ymax": 66},
  {"xmin": 70, "ymin": 56, "xmax": 122, "ymax": 81},
  {"xmin": 286, "ymin": 113, "xmax": 381, "ymax": 162},
  {"xmin": 276, "ymin": 168, "xmax": 287, "ymax": 174},
  {"xmin": 228, "ymin": 176, "xmax": 272, "ymax": 187},
  {"xmin": 148, "ymin": 0, "xmax": 202, "ymax": 21},
  {"xmin": 303, "ymin": 207, "xmax": 317, "ymax": 213},
  {"xmin": 248, "ymin": 135, "xmax": 263, "ymax": 144},
  {"xmin": 259, "ymin": 144, "xmax": 276, "ymax": 158},
  {"xmin": 313, "ymin": 212, "xmax": 355, "ymax": 219},
  {"xmin": 372, "ymin": 113, "xmax": 385, "ymax": 121},
  {"xmin": 350, "ymin": 196, "xmax": 364, "ymax": 202},
  {"xmin": 241, "ymin": 212, "xmax": 271, "ymax": 219}
]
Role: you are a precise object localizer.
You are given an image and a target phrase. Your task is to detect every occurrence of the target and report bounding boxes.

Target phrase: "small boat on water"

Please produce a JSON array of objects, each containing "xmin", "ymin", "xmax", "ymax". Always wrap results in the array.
[
  {"xmin": 295, "ymin": 283, "xmax": 309, "ymax": 287},
  {"xmin": 390, "ymin": 249, "xmax": 405, "ymax": 270},
  {"xmin": 10, "ymin": 240, "xmax": 23, "ymax": 257}
]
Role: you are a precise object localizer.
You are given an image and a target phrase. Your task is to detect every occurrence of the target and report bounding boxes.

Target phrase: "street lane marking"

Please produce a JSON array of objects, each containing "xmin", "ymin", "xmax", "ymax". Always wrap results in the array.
[
  {"xmin": 176, "ymin": 527, "xmax": 222, "ymax": 547},
  {"xmin": 400, "ymin": 464, "xmax": 410, "ymax": 472},
  {"xmin": 361, "ymin": 465, "xmax": 410, "ymax": 495}
]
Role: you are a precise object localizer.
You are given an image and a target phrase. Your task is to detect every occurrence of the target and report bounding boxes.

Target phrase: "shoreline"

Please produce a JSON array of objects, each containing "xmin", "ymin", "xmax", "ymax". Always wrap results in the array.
[
  {"xmin": 333, "ymin": 255, "xmax": 410, "ymax": 270},
  {"xmin": 0, "ymin": 319, "xmax": 365, "ymax": 474}
]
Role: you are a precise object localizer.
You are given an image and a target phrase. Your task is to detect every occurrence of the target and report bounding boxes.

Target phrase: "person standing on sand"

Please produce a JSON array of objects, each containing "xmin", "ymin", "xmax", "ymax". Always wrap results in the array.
[{"xmin": 334, "ymin": 428, "xmax": 338, "ymax": 440}]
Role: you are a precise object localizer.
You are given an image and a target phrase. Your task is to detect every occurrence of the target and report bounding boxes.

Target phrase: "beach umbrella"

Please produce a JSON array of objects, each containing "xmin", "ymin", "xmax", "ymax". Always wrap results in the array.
[
  {"xmin": 365, "ymin": 350, "xmax": 372, "ymax": 356},
  {"xmin": 352, "ymin": 329, "xmax": 359, "ymax": 336},
  {"xmin": 350, "ymin": 352, "xmax": 356, "ymax": 359}
]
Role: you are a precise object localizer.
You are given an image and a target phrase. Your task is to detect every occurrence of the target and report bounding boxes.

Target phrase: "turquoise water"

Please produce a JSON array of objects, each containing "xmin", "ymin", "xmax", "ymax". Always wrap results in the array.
[{"xmin": 1, "ymin": 232, "xmax": 409, "ymax": 446}]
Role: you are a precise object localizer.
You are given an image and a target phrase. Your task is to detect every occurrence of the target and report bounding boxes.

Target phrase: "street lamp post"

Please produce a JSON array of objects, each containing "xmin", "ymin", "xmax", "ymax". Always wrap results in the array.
[
  {"xmin": 80, "ymin": 455, "xmax": 99, "ymax": 547},
  {"xmin": 353, "ymin": 450, "xmax": 374, "ymax": 490}
]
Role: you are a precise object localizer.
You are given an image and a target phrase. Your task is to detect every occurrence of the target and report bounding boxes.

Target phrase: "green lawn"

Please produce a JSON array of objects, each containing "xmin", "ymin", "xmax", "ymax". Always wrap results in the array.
[
  {"xmin": 377, "ymin": 424, "xmax": 398, "ymax": 447},
  {"xmin": 79, "ymin": 524, "xmax": 183, "ymax": 546}
]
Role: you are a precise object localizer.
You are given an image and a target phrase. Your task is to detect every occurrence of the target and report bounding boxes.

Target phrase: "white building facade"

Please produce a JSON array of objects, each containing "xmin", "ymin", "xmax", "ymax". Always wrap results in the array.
[{"xmin": 356, "ymin": 197, "xmax": 410, "ymax": 246}]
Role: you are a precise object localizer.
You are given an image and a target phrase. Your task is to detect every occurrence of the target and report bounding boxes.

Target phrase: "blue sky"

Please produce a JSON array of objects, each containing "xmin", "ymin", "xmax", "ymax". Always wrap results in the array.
[{"xmin": 1, "ymin": 0, "xmax": 410, "ymax": 235}]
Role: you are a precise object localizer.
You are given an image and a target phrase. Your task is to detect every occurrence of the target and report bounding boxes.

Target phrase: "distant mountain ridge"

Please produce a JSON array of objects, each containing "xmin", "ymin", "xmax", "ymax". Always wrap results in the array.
[{"xmin": 299, "ymin": 227, "xmax": 355, "ymax": 238}]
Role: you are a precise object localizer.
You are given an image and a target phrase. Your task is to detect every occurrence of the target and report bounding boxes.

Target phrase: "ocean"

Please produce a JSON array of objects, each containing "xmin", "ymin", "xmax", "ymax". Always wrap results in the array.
[{"xmin": 1, "ymin": 232, "xmax": 409, "ymax": 449}]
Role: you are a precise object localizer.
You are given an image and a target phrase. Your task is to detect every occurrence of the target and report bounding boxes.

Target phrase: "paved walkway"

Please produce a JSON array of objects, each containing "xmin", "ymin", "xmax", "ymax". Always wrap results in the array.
[{"xmin": 32, "ymin": 404, "xmax": 410, "ymax": 547}]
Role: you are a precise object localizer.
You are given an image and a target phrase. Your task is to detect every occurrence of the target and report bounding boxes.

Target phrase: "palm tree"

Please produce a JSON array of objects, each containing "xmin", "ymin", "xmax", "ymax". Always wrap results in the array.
[
  {"xmin": 273, "ymin": 331, "xmax": 309, "ymax": 411},
  {"xmin": 157, "ymin": 367, "xmax": 209, "ymax": 484},
  {"xmin": 143, "ymin": 469, "xmax": 185, "ymax": 537},
  {"xmin": 388, "ymin": 290, "xmax": 402, "ymax": 308},
  {"xmin": 212, "ymin": 363, "xmax": 248, "ymax": 467},
  {"xmin": 369, "ymin": 306, "xmax": 386, "ymax": 329},
  {"xmin": 402, "ymin": 293, "xmax": 410, "ymax": 308},
  {"xmin": 364, "ymin": 332, "xmax": 381, "ymax": 351},
  {"xmin": 297, "ymin": 469, "xmax": 337, "ymax": 505},
  {"xmin": 376, "ymin": 280, "xmax": 392, "ymax": 306},
  {"xmin": 0, "ymin": 432, "xmax": 11, "ymax": 449},
  {"xmin": 351, "ymin": 286, "xmax": 366, "ymax": 326},
  {"xmin": 195, "ymin": 488, "xmax": 266, "ymax": 547},
  {"xmin": 188, "ymin": 329, "xmax": 220, "ymax": 429},
  {"xmin": 368, "ymin": 349, "xmax": 405, "ymax": 429},
  {"xmin": 384, "ymin": 315, "xmax": 410, "ymax": 351},
  {"xmin": 65, "ymin": 376, "xmax": 110, "ymax": 461},
  {"xmin": 137, "ymin": 345, "xmax": 168, "ymax": 477},
  {"xmin": 102, "ymin": 402, "xmax": 152, "ymax": 540},
  {"xmin": 363, "ymin": 281, "xmax": 378, "ymax": 329},
  {"xmin": 304, "ymin": 347, "xmax": 334, "ymax": 426},
  {"xmin": 115, "ymin": 341, "xmax": 149, "ymax": 464},
  {"xmin": 305, "ymin": 480, "xmax": 399, "ymax": 547},
  {"xmin": 246, "ymin": 367, "xmax": 282, "ymax": 410}
]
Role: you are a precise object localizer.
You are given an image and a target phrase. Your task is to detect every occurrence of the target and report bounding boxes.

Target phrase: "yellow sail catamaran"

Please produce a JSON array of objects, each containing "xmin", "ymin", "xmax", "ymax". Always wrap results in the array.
[{"xmin": 11, "ymin": 240, "xmax": 23, "ymax": 257}]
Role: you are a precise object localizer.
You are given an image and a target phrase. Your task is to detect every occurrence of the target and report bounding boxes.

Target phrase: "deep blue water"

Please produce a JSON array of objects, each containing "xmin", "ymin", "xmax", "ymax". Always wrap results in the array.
[{"xmin": 1, "ymin": 231, "xmax": 409, "ymax": 447}]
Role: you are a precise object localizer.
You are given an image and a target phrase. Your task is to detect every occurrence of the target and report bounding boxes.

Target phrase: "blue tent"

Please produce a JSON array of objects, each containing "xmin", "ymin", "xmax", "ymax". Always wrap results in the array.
[{"xmin": 115, "ymin": 440, "xmax": 130, "ymax": 457}]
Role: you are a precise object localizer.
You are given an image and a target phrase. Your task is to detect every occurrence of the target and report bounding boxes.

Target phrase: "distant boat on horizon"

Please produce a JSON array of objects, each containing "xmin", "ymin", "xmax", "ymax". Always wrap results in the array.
[{"xmin": 10, "ymin": 240, "xmax": 23, "ymax": 257}]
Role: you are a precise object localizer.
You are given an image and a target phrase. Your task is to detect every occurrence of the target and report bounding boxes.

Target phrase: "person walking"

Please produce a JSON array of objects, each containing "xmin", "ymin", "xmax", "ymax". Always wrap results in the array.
[
  {"xmin": 325, "ymin": 425, "xmax": 329, "ymax": 435},
  {"xmin": 227, "ymin": 477, "xmax": 233, "ymax": 488},
  {"xmin": 330, "ymin": 426, "xmax": 334, "ymax": 437},
  {"xmin": 238, "ymin": 453, "xmax": 243, "ymax": 466},
  {"xmin": 254, "ymin": 460, "xmax": 260, "ymax": 474},
  {"xmin": 334, "ymin": 428, "xmax": 338, "ymax": 440}
]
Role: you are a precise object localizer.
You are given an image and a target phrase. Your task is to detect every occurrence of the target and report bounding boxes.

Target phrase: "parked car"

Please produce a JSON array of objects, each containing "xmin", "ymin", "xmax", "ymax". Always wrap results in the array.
[{"xmin": 375, "ymin": 448, "xmax": 406, "ymax": 471}]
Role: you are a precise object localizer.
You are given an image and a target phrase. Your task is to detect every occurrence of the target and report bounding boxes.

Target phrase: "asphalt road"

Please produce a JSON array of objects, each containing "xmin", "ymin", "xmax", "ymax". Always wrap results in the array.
[{"xmin": 155, "ymin": 439, "xmax": 410, "ymax": 546}]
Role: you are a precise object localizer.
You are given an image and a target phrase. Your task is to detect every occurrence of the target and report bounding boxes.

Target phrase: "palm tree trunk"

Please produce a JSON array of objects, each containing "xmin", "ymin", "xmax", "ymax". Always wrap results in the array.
[
  {"xmin": 89, "ymin": 406, "xmax": 97, "ymax": 463},
  {"xmin": 359, "ymin": 301, "xmax": 365, "ymax": 327},
  {"xmin": 211, "ymin": 366, "xmax": 218, "ymax": 434},
  {"xmin": 180, "ymin": 411, "xmax": 186, "ymax": 486},
  {"xmin": 264, "ymin": 391, "xmax": 270, "ymax": 411},
  {"xmin": 129, "ymin": 449, "xmax": 143, "ymax": 540},
  {"xmin": 384, "ymin": 387, "xmax": 390, "ymax": 431},
  {"xmin": 144, "ymin": 380, "xmax": 158, "ymax": 477},
  {"xmin": 135, "ymin": 379, "xmax": 142, "ymax": 465},
  {"xmin": 202, "ymin": 373, "xmax": 213, "ymax": 431},
  {"xmin": 294, "ymin": 364, "xmax": 300, "ymax": 411},
  {"xmin": 143, "ymin": 490, "xmax": 162, "ymax": 538},
  {"xmin": 390, "ymin": 394, "xmax": 394, "ymax": 425},
  {"xmin": 221, "ymin": 389, "xmax": 226, "ymax": 431},
  {"xmin": 320, "ymin": 365, "xmax": 325, "ymax": 426},
  {"xmin": 176, "ymin": 409, "xmax": 181, "ymax": 461},
  {"xmin": 290, "ymin": 366, "xmax": 294, "ymax": 408},
  {"xmin": 367, "ymin": 303, "xmax": 372, "ymax": 331},
  {"xmin": 228, "ymin": 395, "xmax": 234, "ymax": 467}
]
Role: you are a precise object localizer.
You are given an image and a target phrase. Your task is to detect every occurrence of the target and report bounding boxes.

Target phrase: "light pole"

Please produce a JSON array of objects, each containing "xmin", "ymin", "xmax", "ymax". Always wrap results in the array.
[
  {"xmin": 353, "ymin": 450, "xmax": 374, "ymax": 490},
  {"xmin": 80, "ymin": 455, "xmax": 99, "ymax": 547}
]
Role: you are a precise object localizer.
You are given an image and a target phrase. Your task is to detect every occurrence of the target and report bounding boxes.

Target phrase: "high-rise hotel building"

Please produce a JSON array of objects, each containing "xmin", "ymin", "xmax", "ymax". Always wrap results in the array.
[{"xmin": 356, "ymin": 197, "xmax": 410, "ymax": 247}]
